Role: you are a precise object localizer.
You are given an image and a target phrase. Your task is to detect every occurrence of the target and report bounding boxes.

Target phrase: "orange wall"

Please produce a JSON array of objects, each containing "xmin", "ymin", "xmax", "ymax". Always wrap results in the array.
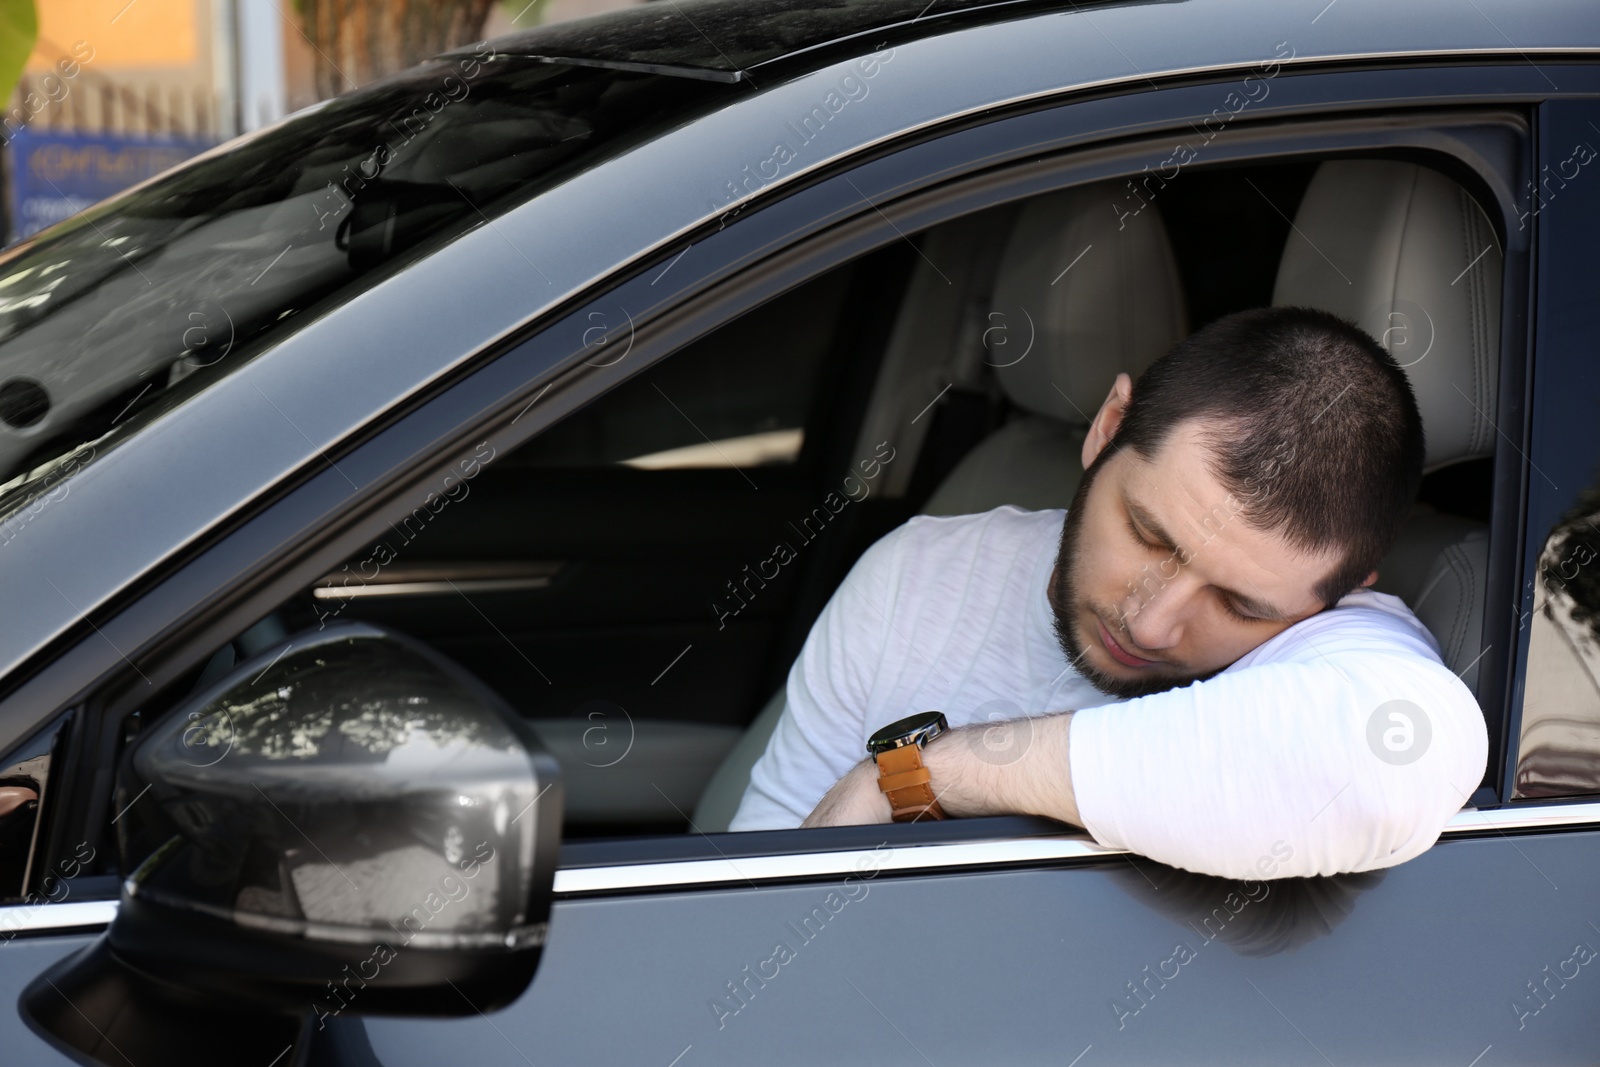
[{"xmin": 29, "ymin": 0, "xmax": 200, "ymax": 70}]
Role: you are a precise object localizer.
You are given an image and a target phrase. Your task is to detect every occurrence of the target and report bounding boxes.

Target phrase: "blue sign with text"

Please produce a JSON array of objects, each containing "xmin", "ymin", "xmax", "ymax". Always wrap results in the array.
[{"xmin": 5, "ymin": 129, "xmax": 215, "ymax": 243}]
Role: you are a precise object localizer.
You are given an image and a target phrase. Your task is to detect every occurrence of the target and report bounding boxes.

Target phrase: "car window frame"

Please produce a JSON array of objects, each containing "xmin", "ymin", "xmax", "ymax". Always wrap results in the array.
[
  {"xmin": 0, "ymin": 63, "xmax": 1561, "ymax": 913},
  {"xmin": 1505, "ymin": 93, "xmax": 1600, "ymax": 801}
]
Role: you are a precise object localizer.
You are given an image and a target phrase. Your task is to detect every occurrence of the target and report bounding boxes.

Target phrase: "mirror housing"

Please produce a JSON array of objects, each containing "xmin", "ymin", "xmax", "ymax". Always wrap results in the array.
[{"xmin": 24, "ymin": 622, "xmax": 562, "ymax": 1062}]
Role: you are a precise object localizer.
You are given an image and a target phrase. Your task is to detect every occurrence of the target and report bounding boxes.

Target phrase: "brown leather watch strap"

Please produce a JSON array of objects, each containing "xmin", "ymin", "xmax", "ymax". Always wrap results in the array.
[{"xmin": 874, "ymin": 743, "xmax": 945, "ymax": 823}]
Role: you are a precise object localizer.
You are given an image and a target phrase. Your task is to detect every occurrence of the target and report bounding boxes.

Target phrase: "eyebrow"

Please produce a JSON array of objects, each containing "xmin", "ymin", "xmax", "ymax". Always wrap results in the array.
[{"xmin": 1124, "ymin": 496, "xmax": 1294, "ymax": 622}]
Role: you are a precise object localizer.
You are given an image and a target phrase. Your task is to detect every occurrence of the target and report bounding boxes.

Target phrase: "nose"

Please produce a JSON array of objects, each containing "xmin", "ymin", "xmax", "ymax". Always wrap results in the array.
[{"xmin": 1117, "ymin": 569, "xmax": 1187, "ymax": 652}]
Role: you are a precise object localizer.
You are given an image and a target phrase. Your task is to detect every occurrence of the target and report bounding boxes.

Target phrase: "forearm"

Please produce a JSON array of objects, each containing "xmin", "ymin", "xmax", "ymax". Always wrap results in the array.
[
  {"xmin": 803, "ymin": 711, "xmax": 1082, "ymax": 828},
  {"xmin": 923, "ymin": 712, "xmax": 1081, "ymax": 826}
]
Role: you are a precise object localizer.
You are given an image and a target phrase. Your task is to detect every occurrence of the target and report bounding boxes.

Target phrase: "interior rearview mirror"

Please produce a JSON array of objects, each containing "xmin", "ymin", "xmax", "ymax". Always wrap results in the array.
[
  {"xmin": 335, "ymin": 179, "xmax": 463, "ymax": 271},
  {"xmin": 22, "ymin": 621, "xmax": 562, "ymax": 1066}
]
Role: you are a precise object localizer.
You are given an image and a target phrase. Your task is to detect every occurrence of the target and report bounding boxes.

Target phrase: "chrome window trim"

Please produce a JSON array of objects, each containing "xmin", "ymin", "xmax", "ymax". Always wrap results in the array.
[
  {"xmin": 1447, "ymin": 799, "xmax": 1600, "ymax": 833},
  {"xmin": 548, "ymin": 802, "xmax": 1600, "ymax": 896},
  {"xmin": 310, "ymin": 561, "xmax": 564, "ymax": 600},
  {"xmin": 13, "ymin": 802, "xmax": 1600, "ymax": 934},
  {"xmin": 311, "ymin": 578, "xmax": 555, "ymax": 598},
  {"xmin": 552, "ymin": 836, "xmax": 1127, "ymax": 895},
  {"xmin": 315, "ymin": 575, "xmax": 560, "ymax": 601}
]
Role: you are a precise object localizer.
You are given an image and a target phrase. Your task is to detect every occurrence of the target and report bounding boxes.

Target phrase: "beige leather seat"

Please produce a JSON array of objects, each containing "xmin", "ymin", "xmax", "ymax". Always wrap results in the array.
[
  {"xmin": 921, "ymin": 182, "xmax": 1189, "ymax": 514},
  {"xmin": 692, "ymin": 180, "xmax": 1188, "ymax": 830},
  {"xmin": 1272, "ymin": 159, "xmax": 1501, "ymax": 692}
]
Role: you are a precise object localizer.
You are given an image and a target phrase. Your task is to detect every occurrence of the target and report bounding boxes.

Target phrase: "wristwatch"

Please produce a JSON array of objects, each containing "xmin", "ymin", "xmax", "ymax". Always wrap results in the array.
[{"xmin": 866, "ymin": 711, "xmax": 949, "ymax": 823}]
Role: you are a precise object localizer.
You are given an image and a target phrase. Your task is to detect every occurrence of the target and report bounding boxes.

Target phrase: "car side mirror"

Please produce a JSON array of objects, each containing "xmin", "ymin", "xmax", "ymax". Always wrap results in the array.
[{"xmin": 22, "ymin": 622, "xmax": 562, "ymax": 1066}]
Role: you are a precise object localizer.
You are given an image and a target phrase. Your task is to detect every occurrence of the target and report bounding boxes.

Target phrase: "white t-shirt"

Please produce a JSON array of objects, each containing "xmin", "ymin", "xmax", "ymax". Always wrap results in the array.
[{"xmin": 730, "ymin": 506, "xmax": 1488, "ymax": 880}]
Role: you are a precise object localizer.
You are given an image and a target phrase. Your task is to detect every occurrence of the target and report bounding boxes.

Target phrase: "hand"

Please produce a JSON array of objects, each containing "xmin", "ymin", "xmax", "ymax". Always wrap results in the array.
[{"xmin": 802, "ymin": 758, "xmax": 891, "ymax": 828}]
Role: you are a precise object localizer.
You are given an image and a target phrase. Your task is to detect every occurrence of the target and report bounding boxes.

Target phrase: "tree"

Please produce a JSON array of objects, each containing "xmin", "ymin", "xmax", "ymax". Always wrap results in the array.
[
  {"xmin": 297, "ymin": 0, "xmax": 498, "ymax": 101},
  {"xmin": 0, "ymin": 0, "xmax": 36, "ymax": 105}
]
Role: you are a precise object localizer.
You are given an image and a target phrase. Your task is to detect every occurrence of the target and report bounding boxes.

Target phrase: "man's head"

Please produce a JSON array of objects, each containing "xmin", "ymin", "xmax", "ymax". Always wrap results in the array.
[{"xmin": 1050, "ymin": 305, "xmax": 1425, "ymax": 699}]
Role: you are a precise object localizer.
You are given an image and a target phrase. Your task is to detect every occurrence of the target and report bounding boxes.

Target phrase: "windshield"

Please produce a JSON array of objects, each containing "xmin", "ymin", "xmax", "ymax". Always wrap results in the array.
[{"xmin": 0, "ymin": 47, "xmax": 739, "ymax": 523}]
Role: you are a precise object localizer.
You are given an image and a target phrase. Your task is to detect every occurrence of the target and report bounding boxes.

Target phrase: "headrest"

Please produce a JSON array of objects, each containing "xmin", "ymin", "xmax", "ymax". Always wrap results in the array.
[
  {"xmin": 987, "ymin": 181, "xmax": 1188, "ymax": 423},
  {"xmin": 1272, "ymin": 160, "xmax": 1501, "ymax": 471}
]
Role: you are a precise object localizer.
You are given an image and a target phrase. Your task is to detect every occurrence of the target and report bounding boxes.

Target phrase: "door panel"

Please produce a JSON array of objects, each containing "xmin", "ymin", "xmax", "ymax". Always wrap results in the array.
[{"xmin": 362, "ymin": 831, "xmax": 1600, "ymax": 1064}]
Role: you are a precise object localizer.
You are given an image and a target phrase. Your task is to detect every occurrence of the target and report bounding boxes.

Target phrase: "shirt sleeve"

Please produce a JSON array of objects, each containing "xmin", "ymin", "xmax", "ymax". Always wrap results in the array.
[
  {"xmin": 1067, "ymin": 608, "xmax": 1489, "ymax": 880},
  {"xmin": 728, "ymin": 526, "xmax": 902, "ymax": 831}
]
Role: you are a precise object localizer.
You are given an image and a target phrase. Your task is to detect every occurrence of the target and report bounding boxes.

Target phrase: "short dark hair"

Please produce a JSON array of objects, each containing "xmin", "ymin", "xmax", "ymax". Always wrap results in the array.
[{"xmin": 1105, "ymin": 306, "xmax": 1425, "ymax": 606}]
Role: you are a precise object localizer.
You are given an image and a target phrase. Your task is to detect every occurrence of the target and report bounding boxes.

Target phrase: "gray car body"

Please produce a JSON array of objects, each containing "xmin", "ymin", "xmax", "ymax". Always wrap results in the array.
[{"xmin": 4, "ymin": 0, "xmax": 1600, "ymax": 1063}]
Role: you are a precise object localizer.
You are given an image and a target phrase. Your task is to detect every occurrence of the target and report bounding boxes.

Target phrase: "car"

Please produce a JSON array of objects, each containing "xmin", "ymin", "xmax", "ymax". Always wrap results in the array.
[{"xmin": 0, "ymin": 0, "xmax": 1598, "ymax": 1062}]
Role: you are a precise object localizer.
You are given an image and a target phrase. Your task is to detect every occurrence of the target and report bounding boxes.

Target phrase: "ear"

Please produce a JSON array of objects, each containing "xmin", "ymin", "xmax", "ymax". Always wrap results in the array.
[
  {"xmin": 1081, "ymin": 372, "xmax": 1134, "ymax": 470},
  {"xmin": 1360, "ymin": 570, "xmax": 1379, "ymax": 588}
]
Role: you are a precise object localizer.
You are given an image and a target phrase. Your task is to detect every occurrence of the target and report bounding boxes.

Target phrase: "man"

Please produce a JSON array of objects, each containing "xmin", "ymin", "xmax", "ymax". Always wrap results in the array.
[{"xmin": 729, "ymin": 306, "xmax": 1488, "ymax": 881}]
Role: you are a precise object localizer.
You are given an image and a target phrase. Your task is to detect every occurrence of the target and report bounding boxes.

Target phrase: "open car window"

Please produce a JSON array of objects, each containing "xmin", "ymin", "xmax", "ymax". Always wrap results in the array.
[{"xmin": 99, "ymin": 145, "xmax": 1507, "ymax": 851}]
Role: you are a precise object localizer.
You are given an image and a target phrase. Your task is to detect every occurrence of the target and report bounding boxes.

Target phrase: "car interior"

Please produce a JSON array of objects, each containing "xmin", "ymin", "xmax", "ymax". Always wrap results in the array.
[{"xmin": 114, "ymin": 150, "xmax": 1504, "ymax": 850}]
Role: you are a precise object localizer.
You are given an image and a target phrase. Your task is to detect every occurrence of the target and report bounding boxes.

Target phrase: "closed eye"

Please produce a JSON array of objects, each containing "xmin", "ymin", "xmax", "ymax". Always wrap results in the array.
[
  {"xmin": 1219, "ymin": 593, "xmax": 1265, "ymax": 623},
  {"xmin": 1125, "ymin": 516, "xmax": 1160, "ymax": 549}
]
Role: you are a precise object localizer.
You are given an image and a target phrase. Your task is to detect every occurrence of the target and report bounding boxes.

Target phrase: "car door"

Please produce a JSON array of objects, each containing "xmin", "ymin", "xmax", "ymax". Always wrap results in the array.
[
  {"xmin": 344, "ymin": 70, "xmax": 1588, "ymax": 1067},
  {"xmin": 5, "ymin": 37, "xmax": 1600, "ymax": 1067}
]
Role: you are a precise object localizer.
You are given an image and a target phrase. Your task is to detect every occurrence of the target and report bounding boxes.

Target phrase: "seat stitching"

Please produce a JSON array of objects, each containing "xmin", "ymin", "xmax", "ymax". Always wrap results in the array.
[
  {"xmin": 1390, "ymin": 167, "xmax": 1418, "ymax": 370},
  {"xmin": 1479, "ymin": 206, "xmax": 1495, "ymax": 456},
  {"xmin": 1462, "ymin": 190, "xmax": 1485, "ymax": 457},
  {"xmin": 1465, "ymin": 190, "xmax": 1493, "ymax": 457},
  {"xmin": 1468, "ymin": 192, "xmax": 1485, "ymax": 455},
  {"xmin": 1453, "ymin": 189, "xmax": 1475, "ymax": 460},
  {"xmin": 1454, "ymin": 546, "xmax": 1474, "ymax": 664},
  {"xmin": 1456, "ymin": 188, "xmax": 1474, "ymax": 456}
]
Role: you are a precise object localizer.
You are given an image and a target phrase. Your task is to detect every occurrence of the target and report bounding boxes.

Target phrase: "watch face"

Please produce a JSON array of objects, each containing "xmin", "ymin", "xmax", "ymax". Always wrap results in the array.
[{"xmin": 866, "ymin": 711, "xmax": 949, "ymax": 755}]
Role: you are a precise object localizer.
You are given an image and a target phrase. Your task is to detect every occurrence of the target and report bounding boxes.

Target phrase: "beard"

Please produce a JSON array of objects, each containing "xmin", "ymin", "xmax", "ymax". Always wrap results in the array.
[{"xmin": 1049, "ymin": 453, "xmax": 1215, "ymax": 700}]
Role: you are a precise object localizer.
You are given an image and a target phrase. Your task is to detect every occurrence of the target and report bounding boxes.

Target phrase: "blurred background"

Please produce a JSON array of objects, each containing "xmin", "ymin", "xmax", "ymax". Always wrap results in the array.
[{"xmin": 0, "ymin": 0, "xmax": 648, "ymax": 244}]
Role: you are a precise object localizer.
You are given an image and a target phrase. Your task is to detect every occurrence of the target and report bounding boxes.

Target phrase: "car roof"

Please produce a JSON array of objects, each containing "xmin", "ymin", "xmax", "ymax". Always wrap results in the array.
[
  {"xmin": 473, "ymin": 0, "xmax": 1593, "ymax": 80},
  {"xmin": 470, "ymin": 0, "xmax": 1138, "ymax": 78}
]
